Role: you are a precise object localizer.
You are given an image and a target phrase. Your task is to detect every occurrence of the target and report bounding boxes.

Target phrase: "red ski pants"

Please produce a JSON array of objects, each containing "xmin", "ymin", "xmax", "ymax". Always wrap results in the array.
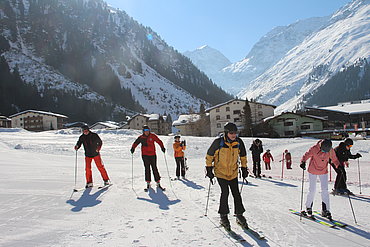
[{"xmin": 85, "ymin": 155, "xmax": 109, "ymax": 183}]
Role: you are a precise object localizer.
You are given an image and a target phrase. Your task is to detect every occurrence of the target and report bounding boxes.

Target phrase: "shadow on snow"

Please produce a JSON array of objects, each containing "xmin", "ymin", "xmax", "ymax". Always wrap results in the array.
[
  {"xmin": 137, "ymin": 187, "xmax": 181, "ymax": 210},
  {"xmin": 66, "ymin": 187, "xmax": 108, "ymax": 212}
]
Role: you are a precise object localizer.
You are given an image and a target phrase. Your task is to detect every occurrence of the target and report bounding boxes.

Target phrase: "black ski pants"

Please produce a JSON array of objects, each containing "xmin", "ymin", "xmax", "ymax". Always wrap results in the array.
[
  {"xmin": 253, "ymin": 160, "xmax": 261, "ymax": 177},
  {"xmin": 175, "ymin": 157, "xmax": 186, "ymax": 177},
  {"xmin": 333, "ymin": 164, "xmax": 347, "ymax": 190},
  {"xmin": 217, "ymin": 177, "xmax": 245, "ymax": 215},
  {"xmin": 142, "ymin": 155, "xmax": 161, "ymax": 182}
]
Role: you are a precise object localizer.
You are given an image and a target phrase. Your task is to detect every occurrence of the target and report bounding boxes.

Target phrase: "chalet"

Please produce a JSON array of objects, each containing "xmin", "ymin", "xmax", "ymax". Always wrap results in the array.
[
  {"xmin": 0, "ymin": 116, "xmax": 11, "ymax": 128},
  {"xmin": 206, "ymin": 99, "xmax": 276, "ymax": 136},
  {"xmin": 126, "ymin": 114, "xmax": 171, "ymax": 135},
  {"xmin": 10, "ymin": 110, "xmax": 68, "ymax": 131}
]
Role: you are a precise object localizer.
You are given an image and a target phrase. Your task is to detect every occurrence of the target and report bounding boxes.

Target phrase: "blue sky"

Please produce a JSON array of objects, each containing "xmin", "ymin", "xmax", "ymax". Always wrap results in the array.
[{"xmin": 105, "ymin": 0, "xmax": 351, "ymax": 62}]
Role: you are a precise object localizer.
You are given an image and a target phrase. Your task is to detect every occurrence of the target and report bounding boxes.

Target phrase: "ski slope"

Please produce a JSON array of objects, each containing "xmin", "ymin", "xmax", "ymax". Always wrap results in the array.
[{"xmin": 0, "ymin": 129, "xmax": 369, "ymax": 246}]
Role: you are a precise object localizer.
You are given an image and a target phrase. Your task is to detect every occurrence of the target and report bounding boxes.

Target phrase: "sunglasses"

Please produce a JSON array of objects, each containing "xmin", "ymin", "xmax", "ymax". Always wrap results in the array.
[
  {"xmin": 347, "ymin": 145, "xmax": 353, "ymax": 148},
  {"xmin": 228, "ymin": 131, "xmax": 237, "ymax": 134},
  {"xmin": 143, "ymin": 129, "xmax": 150, "ymax": 132}
]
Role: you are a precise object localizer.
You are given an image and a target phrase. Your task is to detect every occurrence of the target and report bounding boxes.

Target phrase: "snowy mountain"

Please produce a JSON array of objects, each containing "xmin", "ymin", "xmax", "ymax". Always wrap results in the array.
[
  {"xmin": 1, "ymin": 128, "xmax": 369, "ymax": 246},
  {"xmin": 183, "ymin": 45, "xmax": 231, "ymax": 83},
  {"xmin": 184, "ymin": 17, "xmax": 329, "ymax": 95},
  {"xmin": 0, "ymin": 0, "xmax": 231, "ymax": 123},
  {"xmin": 238, "ymin": 0, "xmax": 370, "ymax": 113}
]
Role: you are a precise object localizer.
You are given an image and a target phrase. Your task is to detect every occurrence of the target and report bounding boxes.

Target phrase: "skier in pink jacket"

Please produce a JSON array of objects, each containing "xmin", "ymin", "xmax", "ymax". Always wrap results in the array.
[{"xmin": 300, "ymin": 139, "xmax": 340, "ymax": 220}]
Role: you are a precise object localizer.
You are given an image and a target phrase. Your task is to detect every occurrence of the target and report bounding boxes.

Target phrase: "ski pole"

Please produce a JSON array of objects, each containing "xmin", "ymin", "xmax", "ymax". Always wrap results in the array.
[
  {"xmin": 281, "ymin": 153, "xmax": 284, "ymax": 181},
  {"xmin": 204, "ymin": 179, "xmax": 212, "ymax": 216},
  {"xmin": 163, "ymin": 153, "xmax": 178, "ymax": 199},
  {"xmin": 299, "ymin": 168, "xmax": 305, "ymax": 221},
  {"xmin": 73, "ymin": 150, "xmax": 78, "ymax": 192},
  {"xmin": 347, "ymin": 194, "xmax": 357, "ymax": 224},
  {"xmin": 357, "ymin": 158, "xmax": 362, "ymax": 194},
  {"xmin": 131, "ymin": 154, "xmax": 134, "ymax": 191},
  {"xmin": 240, "ymin": 178, "xmax": 248, "ymax": 194}
]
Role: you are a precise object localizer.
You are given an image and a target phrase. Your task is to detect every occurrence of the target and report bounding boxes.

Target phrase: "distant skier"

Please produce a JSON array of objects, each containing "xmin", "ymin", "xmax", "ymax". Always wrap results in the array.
[
  {"xmin": 332, "ymin": 138, "xmax": 362, "ymax": 195},
  {"xmin": 130, "ymin": 125, "xmax": 166, "ymax": 190},
  {"xmin": 250, "ymin": 139, "xmax": 263, "ymax": 178},
  {"xmin": 173, "ymin": 135, "xmax": 186, "ymax": 179},
  {"xmin": 205, "ymin": 122, "xmax": 249, "ymax": 230},
  {"xmin": 74, "ymin": 125, "xmax": 110, "ymax": 188},
  {"xmin": 300, "ymin": 139, "xmax": 340, "ymax": 220},
  {"xmin": 262, "ymin": 149, "xmax": 274, "ymax": 170},
  {"xmin": 284, "ymin": 150, "xmax": 292, "ymax": 169}
]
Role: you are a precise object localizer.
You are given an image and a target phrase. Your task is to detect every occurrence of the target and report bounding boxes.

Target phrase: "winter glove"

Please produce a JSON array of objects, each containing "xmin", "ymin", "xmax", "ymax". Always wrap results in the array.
[
  {"xmin": 241, "ymin": 167, "xmax": 248, "ymax": 179},
  {"xmin": 355, "ymin": 153, "xmax": 362, "ymax": 158},
  {"xmin": 130, "ymin": 147, "xmax": 135, "ymax": 154},
  {"xmin": 161, "ymin": 147, "xmax": 166, "ymax": 153},
  {"xmin": 206, "ymin": 166, "xmax": 214, "ymax": 179},
  {"xmin": 182, "ymin": 140, "xmax": 186, "ymax": 146},
  {"xmin": 74, "ymin": 145, "xmax": 79, "ymax": 151},
  {"xmin": 300, "ymin": 161, "xmax": 306, "ymax": 170}
]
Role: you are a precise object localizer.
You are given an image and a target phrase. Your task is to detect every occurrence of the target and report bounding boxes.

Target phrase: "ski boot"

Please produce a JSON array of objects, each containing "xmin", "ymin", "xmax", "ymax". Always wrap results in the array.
[
  {"xmin": 236, "ymin": 214, "xmax": 248, "ymax": 229},
  {"xmin": 156, "ymin": 182, "xmax": 165, "ymax": 191},
  {"xmin": 220, "ymin": 214, "xmax": 231, "ymax": 231},
  {"xmin": 144, "ymin": 182, "xmax": 151, "ymax": 192},
  {"xmin": 301, "ymin": 208, "xmax": 313, "ymax": 218},
  {"xmin": 322, "ymin": 210, "xmax": 332, "ymax": 221},
  {"xmin": 104, "ymin": 180, "xmax": 110, "ymax": 186},
  {"xmin": 85, "ymin": 182, "xmax": 93, "ymax": 188}
]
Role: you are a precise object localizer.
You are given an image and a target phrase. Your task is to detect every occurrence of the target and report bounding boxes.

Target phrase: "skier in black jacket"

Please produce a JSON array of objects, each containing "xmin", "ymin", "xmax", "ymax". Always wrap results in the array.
[
  {"xmin": 249, "ymin": 139, "xmax": 263, "ymax": 178},
  {"xmin": 332, "ymin": 138, "xmax": 361, "ymax": 195},
  {"xmin": 74, "ymin": 125, "xmax": 110, "ymax": 188}
]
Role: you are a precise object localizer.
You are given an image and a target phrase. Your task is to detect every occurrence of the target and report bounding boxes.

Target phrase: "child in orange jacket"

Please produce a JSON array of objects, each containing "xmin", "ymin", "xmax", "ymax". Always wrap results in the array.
[{"xmin": 173, "ymin": 135, "xmax": 186, "ymax": 179}]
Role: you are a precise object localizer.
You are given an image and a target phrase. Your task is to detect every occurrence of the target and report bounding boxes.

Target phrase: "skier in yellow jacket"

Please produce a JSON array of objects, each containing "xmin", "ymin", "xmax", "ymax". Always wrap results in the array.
[{"xmin": 205, "ymin": 122, "xmax": 248, "ymax": 230}]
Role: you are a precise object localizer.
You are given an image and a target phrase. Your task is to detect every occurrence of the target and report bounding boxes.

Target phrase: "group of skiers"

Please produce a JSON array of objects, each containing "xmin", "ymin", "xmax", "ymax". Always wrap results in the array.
[{"xmin": 74, "ymin": 122, "xmax": 362, "ymax": 228}]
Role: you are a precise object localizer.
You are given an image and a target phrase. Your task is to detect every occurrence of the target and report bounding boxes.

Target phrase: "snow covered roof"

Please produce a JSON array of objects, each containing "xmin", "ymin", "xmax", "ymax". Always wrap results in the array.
[
  {"xmin": 9, "ymin": 110, "xmax": 68, "ymax": 118},
  {"xmin": 318, "ymin": 100, "xmax": 370, "ymax": 115},
  {"xmin": 145, "ymin": 114, "xmax": 160, "ymax": 121},
  {"xmin": 90, "ymin": 122, "xmax": 120, "ymax": 129},
  {"xmin": 173, "ymin": 114, "xmax": 201, "ymax": 126},
  {"xmin": 0, "ymin": 116, "xmax": 11, "ymax": 121},
  {"xmin": 264, "ymin": 112, "xmax": 327, "ymax": 122}
]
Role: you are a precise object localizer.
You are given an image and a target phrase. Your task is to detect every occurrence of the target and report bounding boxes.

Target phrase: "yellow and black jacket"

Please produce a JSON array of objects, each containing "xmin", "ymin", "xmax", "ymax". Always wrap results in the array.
[{"xmin": 206, "ymin": 135, "xmax": 247, "ymax": 180}]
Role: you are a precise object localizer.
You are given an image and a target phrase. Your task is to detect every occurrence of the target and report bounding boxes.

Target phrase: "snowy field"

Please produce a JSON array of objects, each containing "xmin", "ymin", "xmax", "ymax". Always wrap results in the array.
[{"xmin": 0, "ymin": 128, "xmax": 369, "ymax": 247}]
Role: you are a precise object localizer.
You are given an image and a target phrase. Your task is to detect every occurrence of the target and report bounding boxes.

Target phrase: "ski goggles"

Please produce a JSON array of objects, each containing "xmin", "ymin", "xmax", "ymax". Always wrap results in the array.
[
  {"xmin": 143, "ymin": 129, "xmax": 150, "ymax": 132},
  {"xmin": 228, "ymin": 131, "xmax": 238, "ymax": 134},
  {"xmin": 347, "ymin": 145, "xmax": 353, "ymax": 148}
]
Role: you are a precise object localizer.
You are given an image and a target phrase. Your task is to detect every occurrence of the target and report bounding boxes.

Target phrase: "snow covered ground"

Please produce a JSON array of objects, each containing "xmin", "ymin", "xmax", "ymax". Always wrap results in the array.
[{"xmin": 0, "ymin": 128, "xmax": 369, "ymax": 247}]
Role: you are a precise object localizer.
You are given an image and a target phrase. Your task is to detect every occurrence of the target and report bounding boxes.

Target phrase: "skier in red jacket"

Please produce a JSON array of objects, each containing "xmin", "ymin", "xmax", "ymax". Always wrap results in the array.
[
  {"xmin": 262, "ymin": 149, "xmax": 274, "ymax": 170},
  {"xmin": 131, "ymin": 125, "xmax": 166, "ymax": 190},
  {"xmin": 284, "ymin": 150, "xmax": 292, "ymax": 169}
]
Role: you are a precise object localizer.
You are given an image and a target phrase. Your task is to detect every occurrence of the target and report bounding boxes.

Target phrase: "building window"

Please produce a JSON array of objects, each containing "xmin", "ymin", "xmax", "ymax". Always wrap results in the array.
[
  {"xmin": 216, "ymin": 108, "xmax": 220, "ymax": 112},
  {"xmin": 301, "ymin": 124, "xmax": 311, "ymax": 130},
  {"xmin": 226, "ymin": 115, "xmax": 230, "ymax": 119},
  {"xmin": 258, "ymin": 111, "xmax": 263, "ymax": 117},
  {"xmin": 226, "ymin": 107, "xmax": 230, "ymax": 112},
  {"xmin": 233, "ymin": 110, "xmax": 241, "ymax": 115},
  {"xmin": 217, "ymin": 123, "xmax": 221, "ymax": 128},
  {"xmin": 284, "ymin": 121, "xmax": 294, "ymax": 126},
  {"xmin": 216, "ymin": 115, "xmax": 220, "ymax": 120},
  {"xmin": 234, "ymin": 118, "xmax": 240, "ymax": 122},
  {"xmin": 258, "ymin": 105, "xmax": 262, "ymax": 108},
  {"xmin": 285, "ymin": 131, "xmax": 295, "ymax": 136}
]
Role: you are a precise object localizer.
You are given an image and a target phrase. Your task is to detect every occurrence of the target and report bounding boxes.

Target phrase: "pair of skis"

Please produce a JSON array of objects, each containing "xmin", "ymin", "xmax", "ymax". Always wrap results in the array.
[
  {"xmin": 290, "ymin": 209, "xmax": 347, "ymax": 228},
  {"xmin": 144, "ymin": 184, "xmax": 166, "ymax": 192},
  {"xmin": 221, "ymin": 221, "xmax": 265, "ymax": 243},
  {"xmin": 73, "ymin": 183, "xmax": 113, "ymax": 192}
]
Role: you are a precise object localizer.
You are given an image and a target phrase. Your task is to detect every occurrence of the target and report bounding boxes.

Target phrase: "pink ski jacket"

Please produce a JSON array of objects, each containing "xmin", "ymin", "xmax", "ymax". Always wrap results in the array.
[{"xmin": 301, "ymin": 140, "xmax": 340, "ymax": 175}]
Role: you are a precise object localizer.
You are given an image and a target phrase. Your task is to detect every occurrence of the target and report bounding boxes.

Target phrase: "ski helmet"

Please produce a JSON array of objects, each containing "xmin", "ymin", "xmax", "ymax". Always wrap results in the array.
[
  {"xmin": 285, "ymin": 149, "xmax": 288, "ymax": 153},
  {"xmin": 255, "ymin": 138, "xmax": 262, "ymax": 144},
  {"xmin": 174, "ymin": 135, "xmax": 181, "ymax": 140},
  {"xmin": 81, "ymin": 125, "xmax": 89, "ymax": 131},
  {"xmin": 224, "ymin": 122, "xmax": 238, "ymax": 133},
  {"xmin": 266, "ymin": 149, "xmax": 270, "ymax": 152},
  {"xmin": 344, "ymin": 138, "xmax": 353, "ymax": 146},
  {"xmin": 320, "ymin": 139, "xmax": 332, "ymax": 152}
]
